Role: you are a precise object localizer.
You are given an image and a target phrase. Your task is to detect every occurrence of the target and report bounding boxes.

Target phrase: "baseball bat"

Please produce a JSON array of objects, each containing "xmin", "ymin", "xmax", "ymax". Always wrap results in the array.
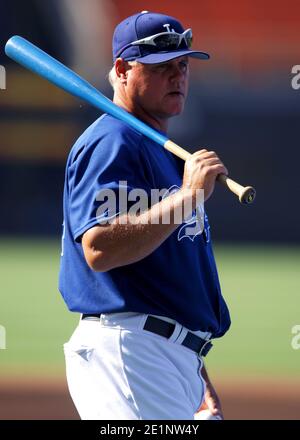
[{"xmin": 5, "ymin": 36, "xmax": 256, "ymax": 204}]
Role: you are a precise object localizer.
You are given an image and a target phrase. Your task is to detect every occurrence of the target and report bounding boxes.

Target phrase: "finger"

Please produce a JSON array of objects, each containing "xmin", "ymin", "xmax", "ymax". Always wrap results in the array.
[
  {"xmin": 194, "ymin": 150, "xmax": 219, "ymax": 160},
  {"xmin": 205, "ymin": 396, "xmax": 223, "ymax": 418},
  {"xmin": 190, "ymin": 149, "xmax": 208, "ymax": 158},
  {"xmin": 204, "ymin": 164, "xmax": 228, "ymax": 176},
  {"xmin": 200, "ymin": 158, "xmax": 225, "ymax": 168},
  {"xmin": 206, "ymin": 399, "xmax": 221, "ymax": 415}
]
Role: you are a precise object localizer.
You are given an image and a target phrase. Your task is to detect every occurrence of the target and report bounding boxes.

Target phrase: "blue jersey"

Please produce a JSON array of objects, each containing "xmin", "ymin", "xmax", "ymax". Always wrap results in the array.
[{"xmin": 59, "ymin": 114, "xmax": 230, "ymax": 336}]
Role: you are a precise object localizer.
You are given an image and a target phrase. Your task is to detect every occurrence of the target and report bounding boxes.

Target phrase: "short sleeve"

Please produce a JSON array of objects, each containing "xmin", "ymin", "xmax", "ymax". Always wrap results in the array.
[{"xmin": 67, "ymin": 127, "xmax": 151, "ymax": 242}]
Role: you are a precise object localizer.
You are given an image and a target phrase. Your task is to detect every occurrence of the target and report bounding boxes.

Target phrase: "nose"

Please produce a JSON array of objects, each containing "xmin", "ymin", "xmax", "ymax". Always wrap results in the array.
[
  {"xmin": 170, "ymin": 62, "xmax": 187, "ymax": 83},
  {"xmin": 171, "ymin": 64, "xmax": 184, "ymax": 78}
]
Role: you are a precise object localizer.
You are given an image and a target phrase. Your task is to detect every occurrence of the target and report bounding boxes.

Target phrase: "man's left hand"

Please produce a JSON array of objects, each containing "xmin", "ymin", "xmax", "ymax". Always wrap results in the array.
[{"xmin": 195, "ymin": 380, "xmax": 224, "ymax": 419}]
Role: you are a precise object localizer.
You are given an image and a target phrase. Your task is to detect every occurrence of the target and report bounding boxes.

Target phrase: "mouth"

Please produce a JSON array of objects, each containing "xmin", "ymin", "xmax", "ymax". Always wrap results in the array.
[{"xmin": 167, "ymin": 91, "xmax": 185, "ymax": 97}]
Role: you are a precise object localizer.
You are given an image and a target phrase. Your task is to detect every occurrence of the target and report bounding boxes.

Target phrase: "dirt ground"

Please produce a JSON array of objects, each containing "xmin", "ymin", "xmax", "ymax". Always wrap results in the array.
[{"xmin": 0, "ymin": 376, "xmax": 299, "ymax": 420}]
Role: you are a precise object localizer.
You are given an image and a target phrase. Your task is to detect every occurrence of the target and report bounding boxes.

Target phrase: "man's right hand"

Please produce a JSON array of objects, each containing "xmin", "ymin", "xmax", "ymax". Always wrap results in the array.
[{"xmin": 182, "ymin": 149, "xmax": 228, "ymax": 202}]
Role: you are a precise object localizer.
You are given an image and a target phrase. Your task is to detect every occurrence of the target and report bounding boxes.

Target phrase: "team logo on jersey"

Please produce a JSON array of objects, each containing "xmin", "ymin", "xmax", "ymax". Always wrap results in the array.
[{"xmin": 162, "ymin": 185, "xmax": 210, "ymax": 243}]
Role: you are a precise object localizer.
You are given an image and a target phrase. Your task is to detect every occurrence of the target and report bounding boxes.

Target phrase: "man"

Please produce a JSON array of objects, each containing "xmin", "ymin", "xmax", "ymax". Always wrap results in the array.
[{"xmin": 59, "ymin": 11, "xmax": 231, "ymax": 420}]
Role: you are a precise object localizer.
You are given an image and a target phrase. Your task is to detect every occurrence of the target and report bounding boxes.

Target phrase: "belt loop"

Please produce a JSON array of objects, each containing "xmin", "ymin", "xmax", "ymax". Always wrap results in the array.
[
  {"xmin": 173, "ymin": 327, "xmax": 188, "ymax": 345},
  {"xmin": 99, "ymin": 314, "xmax": 106, "ymax": 325},
  {"xmin": 167, "ymin": 322, "xmax": 182, "ymax": 342}
]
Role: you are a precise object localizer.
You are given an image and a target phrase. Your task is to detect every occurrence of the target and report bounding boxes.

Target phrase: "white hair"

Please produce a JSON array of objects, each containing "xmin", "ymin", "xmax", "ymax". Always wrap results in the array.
[{"xmin": 107, "ymin": 60, "xmax": 138, "ymax": 90}]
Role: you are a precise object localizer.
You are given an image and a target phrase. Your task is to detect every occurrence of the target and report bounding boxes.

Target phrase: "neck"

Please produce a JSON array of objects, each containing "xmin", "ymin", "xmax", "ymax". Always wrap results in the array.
[{"xmin": 113, "ymin": 95, "xmax": 168, "ymax": 133}]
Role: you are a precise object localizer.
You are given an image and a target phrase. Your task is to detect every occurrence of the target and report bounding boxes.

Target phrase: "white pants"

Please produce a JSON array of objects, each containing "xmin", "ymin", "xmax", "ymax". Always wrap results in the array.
[{"xmin": 64, "ymin": 312, "xmax": 210, "ymax": 420}]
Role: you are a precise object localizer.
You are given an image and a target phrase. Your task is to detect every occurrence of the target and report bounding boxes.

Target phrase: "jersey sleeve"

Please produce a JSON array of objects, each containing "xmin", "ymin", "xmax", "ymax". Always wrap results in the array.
[{"xmin": 67, "ymin": 127, "xmax": 151, "ymax": 242}]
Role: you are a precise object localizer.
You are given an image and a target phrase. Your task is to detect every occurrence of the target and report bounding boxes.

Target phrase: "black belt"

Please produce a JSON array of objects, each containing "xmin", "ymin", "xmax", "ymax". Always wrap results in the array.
[{"xmin": 81, "ymin": 314, "xmax": 213, "ymax": 357}]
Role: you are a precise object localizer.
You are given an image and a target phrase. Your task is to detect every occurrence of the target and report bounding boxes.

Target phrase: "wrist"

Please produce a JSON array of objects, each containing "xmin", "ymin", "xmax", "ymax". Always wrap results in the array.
[{"xmin": 179, "ymin": 187, "xmax": 204, "ymax": 212}]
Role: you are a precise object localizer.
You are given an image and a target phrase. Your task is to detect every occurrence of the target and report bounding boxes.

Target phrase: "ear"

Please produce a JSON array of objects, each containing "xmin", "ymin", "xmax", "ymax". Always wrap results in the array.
[{"xmin": 115, "ymin": 58, "xmax": 128, "ymax": 84}]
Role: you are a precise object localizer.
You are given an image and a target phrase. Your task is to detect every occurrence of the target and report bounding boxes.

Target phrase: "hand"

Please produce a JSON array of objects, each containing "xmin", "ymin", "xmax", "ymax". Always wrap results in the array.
[
  {"xmin": 195, "ymin": 380, "xmax": 224, "ymax": 419},
  {"xmin": 182, "ymin": 149, "xmax": 228, "ymax": 202}
]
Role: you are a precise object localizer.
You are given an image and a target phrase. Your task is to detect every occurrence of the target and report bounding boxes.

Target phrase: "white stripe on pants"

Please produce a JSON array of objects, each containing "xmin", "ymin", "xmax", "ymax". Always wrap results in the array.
[{"xmin": 64, "ymin": 312, "xmax": 208, "ymax": 420}]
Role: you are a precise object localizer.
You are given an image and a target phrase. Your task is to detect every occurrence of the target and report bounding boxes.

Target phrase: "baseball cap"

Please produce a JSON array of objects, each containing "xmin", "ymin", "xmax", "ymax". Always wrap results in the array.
[{"xmin": 112, "ymin": 11, "xmax": 210, "ymax": 64}]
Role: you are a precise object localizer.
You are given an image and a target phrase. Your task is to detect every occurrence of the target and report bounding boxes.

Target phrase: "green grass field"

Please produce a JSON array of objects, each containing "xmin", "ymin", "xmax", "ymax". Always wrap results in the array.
[{"xmin": 0, "ymin": 238, "xmax": 299, "ymax": 378}]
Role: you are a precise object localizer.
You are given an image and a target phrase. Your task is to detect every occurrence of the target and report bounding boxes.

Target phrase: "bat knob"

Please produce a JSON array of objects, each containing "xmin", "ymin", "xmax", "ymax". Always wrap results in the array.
[{"xmin": 239, "ymin": 186, "xmax": 256, "ymax": 205}]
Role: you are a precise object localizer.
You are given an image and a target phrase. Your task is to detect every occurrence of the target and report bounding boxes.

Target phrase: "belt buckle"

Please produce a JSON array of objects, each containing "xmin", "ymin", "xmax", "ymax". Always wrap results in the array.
[{"xmin": 198, "ymin": 339, "xmax": 213, "ymax": 358}]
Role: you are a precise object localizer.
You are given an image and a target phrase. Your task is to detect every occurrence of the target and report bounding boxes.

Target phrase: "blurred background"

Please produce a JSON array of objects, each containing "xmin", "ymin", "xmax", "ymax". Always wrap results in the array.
[{"xmin": 0, "ymin": 0, "xmax": 299, "ymax": 420}]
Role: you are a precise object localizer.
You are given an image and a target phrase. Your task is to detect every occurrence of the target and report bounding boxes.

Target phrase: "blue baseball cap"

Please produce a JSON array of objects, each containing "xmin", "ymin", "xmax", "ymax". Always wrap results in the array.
[{"xmin": 112, "ymin": 11, "xmax": 210, "ymax": 64}]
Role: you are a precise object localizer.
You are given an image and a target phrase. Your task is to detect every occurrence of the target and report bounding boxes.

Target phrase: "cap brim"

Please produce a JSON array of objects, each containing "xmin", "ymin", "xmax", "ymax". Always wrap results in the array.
[{"xmin": 134, "ymin": 49, "xmax": 210, "ymax": 64}]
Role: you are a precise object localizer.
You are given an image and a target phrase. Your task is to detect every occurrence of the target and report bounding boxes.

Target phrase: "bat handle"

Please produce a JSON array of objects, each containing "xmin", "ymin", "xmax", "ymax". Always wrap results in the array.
[
  {"xmin": 217, "ymin": 174, "xmax": 256, "ymax": 205},
  {"xmin": 164, "ymin": 140, "xmax": 256, "ymax": 205}
]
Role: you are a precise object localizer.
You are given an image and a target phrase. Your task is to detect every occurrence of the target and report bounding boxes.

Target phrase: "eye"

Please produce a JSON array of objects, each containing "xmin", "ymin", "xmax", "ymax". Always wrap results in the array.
[
  {"xmin": 157, "ymin": 63, "xmax": 168, "ymax": 70},
  {"xmin": 179, "ymin": 61, "xmax": 189, "ymax": 72},
  {"xmin": 150, "ymin": 63, "xmax": 167, "ymax": 72}
]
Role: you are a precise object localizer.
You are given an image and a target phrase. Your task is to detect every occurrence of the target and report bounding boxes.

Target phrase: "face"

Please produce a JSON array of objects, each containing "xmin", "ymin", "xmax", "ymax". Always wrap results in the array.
[{"xmin": 125, "ymin": 56, "xmax": 190, "ymax": 120}]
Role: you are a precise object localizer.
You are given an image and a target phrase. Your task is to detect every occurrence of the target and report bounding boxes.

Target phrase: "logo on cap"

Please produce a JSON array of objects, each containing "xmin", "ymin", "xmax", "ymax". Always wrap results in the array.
[{"xmin": 163, "ymin": 24, "xmax": 176, "ymax": 33}]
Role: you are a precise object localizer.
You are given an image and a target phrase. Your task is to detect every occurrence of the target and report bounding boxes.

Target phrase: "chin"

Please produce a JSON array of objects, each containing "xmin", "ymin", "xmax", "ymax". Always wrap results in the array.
[
  {"xmin": 163, "ymin": 104, "xmax": 184, "ymax": 116},
  {"xmin": 168, "ymin": 107, "xmax": 184, "ymax": 117},
  {"xmin": 163, "ymin": 97, "xmax": 185, "ymax": 115}
]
